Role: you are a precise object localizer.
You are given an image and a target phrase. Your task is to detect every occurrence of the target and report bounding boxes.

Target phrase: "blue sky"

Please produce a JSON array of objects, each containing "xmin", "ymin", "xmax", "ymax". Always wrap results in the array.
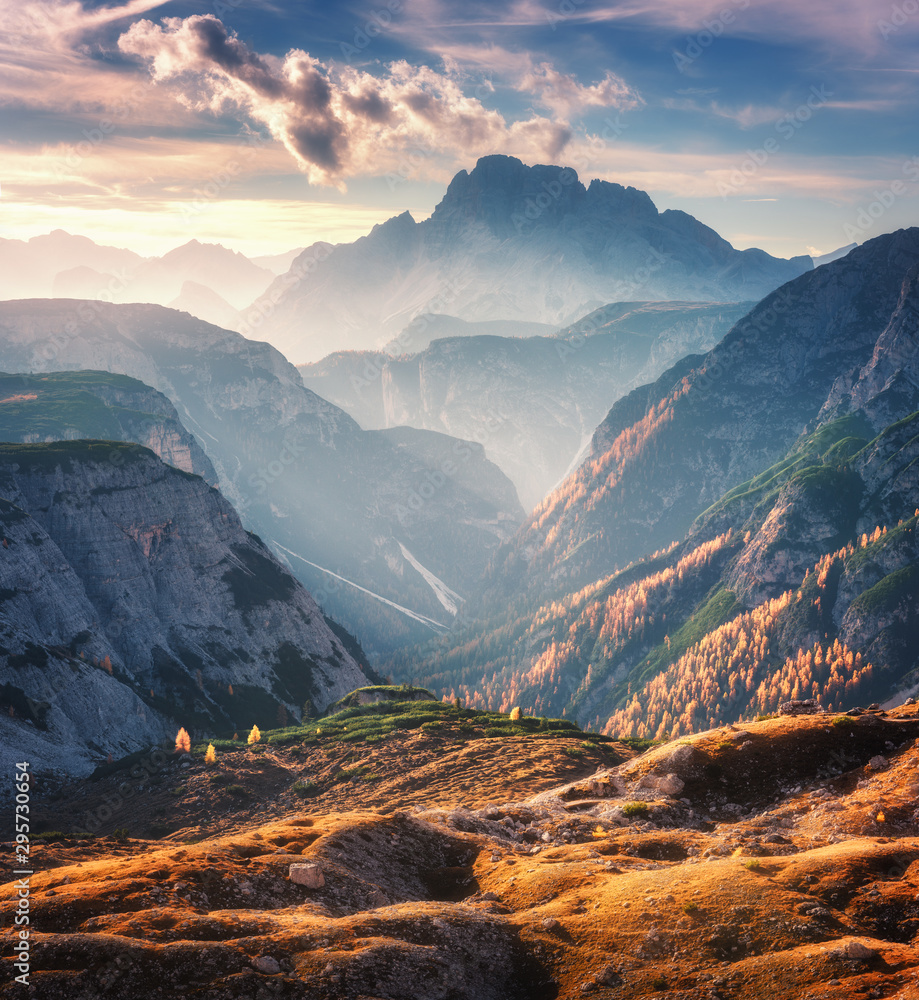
[{"xmin": 1, "ymin": 0, "xmax": 917, "ymax": 258}]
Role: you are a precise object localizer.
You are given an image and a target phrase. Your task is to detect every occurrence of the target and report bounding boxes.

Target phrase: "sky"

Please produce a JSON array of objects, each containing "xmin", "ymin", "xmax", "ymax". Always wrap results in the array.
[{"xmin": 1, "ymin": 0, "xmax": 917, "ymax": 259}]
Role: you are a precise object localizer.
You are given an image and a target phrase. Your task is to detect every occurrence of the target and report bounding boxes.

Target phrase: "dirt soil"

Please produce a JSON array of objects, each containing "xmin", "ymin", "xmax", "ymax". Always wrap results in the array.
[{"xmin": 3, "ymin": 707, "xmax": 919, "ymax": 999}]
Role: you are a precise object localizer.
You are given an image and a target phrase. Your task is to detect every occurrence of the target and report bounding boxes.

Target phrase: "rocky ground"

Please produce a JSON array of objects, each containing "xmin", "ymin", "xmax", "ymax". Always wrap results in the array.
[{"xmin": 3, "ymin": 707, "xmax": 919, "ymax": 998}]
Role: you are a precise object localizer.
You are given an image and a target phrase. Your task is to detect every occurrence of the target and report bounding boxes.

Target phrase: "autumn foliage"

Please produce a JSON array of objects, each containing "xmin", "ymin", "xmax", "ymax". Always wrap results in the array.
[
  {"xmin": 174, "ymin": 727, "xmax": 191, "ymax": 754},
  {"xmin": 413, "ymin": 502, "xmax": 912, "ymax": 744}
]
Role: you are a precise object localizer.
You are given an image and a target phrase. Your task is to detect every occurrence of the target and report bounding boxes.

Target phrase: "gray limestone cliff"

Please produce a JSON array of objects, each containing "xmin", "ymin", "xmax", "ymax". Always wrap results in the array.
[{"xmin": 0, "ymin": 441, "xmax": 369, "ymax": 778}]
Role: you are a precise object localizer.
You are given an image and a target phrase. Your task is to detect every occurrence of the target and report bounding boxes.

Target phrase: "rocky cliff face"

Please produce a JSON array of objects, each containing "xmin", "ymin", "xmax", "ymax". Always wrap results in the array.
[
  {"xmin": 0, "ymin": 441, "xmax": 370, "ymax": 778},
  {"xmin": 0, "ymin": 301, "xmax": 524, "ymax": 657},
  {"xmin": 254, "ymin": 155, "xmax": 810, "ymax": 362},
  {"xmin": 0, "ymin": 370, "xmax": 217, "ymax": 483},
  {"xmin": 481, "ymin": 228, "xmax": 919, "ymax": 599},
  {"xmin": 300, "ymin": 302, "xmax": 753, "ymax": 509},
  {"xmin": 822, "ymin": 261, "xmax": 919, "ymax": 431},
  {"xmin": 385, "ymin": 229, "xmax": 919, "ymax": 735}
]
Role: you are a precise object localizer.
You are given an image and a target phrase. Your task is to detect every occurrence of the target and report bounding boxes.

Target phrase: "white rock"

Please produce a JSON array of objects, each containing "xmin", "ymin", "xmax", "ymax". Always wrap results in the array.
[
  {"xmin": 844, "ymin": 941, "xmax": 877, "ymax": 961},
  {"xmin": 868, "ymin": 756, "xmax": 889, "ymax": 771},
  {"xmin": 289, "ymin": 863, "xmax": 325, "ymax": 888},
  {"xmin": 253, "ymin": 956, "xmax": 280, "ymax": 975},
  {"xmin": 658, "ymin": 773, "xmax": 685, "ymax": 796}
]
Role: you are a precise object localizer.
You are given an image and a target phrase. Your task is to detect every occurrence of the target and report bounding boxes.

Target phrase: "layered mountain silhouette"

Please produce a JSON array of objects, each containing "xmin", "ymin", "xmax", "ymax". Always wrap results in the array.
[
  {"xmin": 255, "ymin": 154, "xmax": 812, "ymax": 362},
  {"xmin": 0, "ymin": 232, "xmax": 283, "ymax": 330},
  {"xmin": 300, "ymin": 301, "xmax": 753, "ymax": 509},
  {"xmin": 0, "ymin": 303, "xmax": 523, "ymax": 657},
  {"xmin": 387, "ymin": 229, "xmax": 919, "ymax": 734}
]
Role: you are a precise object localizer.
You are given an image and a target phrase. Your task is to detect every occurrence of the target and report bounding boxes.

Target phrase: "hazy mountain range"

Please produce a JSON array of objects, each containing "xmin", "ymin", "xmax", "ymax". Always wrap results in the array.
[
  {"xmin": 254, "ymin": 155, "xmax": 813, "ymax": 362},
  {"xmin": 300, "ymin": 301, "xmax": 754, "ymax": 509},
  {"xmin": 0, "ymin": 232, "xmax": 297, "ymax": 332},
  {"xmin": 4, "ymin": 157, "xmax": 819, "ymax": 368},
  {"xmin": 388, "ymin": 228, "xmax": 919, "ymax": 736},
  {"xmin": 0, "ymin": 161, "xmax": 910, "ymax": 786},
  {"xmin": 0, "ymin": 302, "xmax": 524, "ymax": 661}
]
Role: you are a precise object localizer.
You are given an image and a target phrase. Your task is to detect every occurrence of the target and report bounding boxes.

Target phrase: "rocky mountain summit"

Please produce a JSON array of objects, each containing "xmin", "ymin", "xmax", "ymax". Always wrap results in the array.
[
  {"xmin": 5, "ymin": 695, "xmax": 919, "ymax": 999},
  {"xmin": 0, "ymin": 441, "xmax": 370, "ymax": 779},
  {"xmin": 252, "ymin": 155, "xmax": 811, "ymax": 362}
]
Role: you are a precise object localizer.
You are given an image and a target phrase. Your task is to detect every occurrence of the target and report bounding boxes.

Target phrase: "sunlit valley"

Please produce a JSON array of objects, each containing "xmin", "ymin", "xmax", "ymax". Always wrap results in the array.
[{"xmin": 2, "ymin": 1, "xmax": 919, "ymax": 997}]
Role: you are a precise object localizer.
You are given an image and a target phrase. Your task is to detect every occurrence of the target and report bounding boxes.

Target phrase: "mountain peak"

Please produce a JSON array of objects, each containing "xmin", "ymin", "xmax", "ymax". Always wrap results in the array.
[
  {"xmin": 372, "ymin": 210, "xmax": 416, "ymax": 231},
  {"xmin": 430, "ymin": 154, "xmax": 586, "ymax": 236}
]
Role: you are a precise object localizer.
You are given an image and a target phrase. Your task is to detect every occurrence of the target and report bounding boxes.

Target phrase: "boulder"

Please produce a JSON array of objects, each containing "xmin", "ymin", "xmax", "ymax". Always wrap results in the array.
[{"xmin": 289, "ymin": 863, "xmax": 325, "ymax": 888}]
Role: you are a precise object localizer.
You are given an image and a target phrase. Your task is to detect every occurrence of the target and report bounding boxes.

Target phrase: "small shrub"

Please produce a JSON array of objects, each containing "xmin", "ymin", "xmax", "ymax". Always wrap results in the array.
[
  {"xmin": 337, "ymin": 765, "xmax": 370, "ymax": 782},
  {"xmin": 832, "ymin": 715, "xmax": 856, "ymax": 729},
  {"xmin": 247, "ymin": 724, "xmax": 261, "ymax": 745},
  {"xmin": 291, "ymin": 780, "xmax": 318, "ymax": 798},
  {"xmin": 225, "ymin": 784, "xmax": 250, "ymax": 798},
  {"xmin": 205, "ymin": 743, "xmax": 217, "ymax": 764},
  {"xmin": 682, "ymin": 901, "xmax": 699, "ymax": 914},
  {"xmin": 622, "ymin": 801, "xmax": 650, "ymax": 818},
  {"xmin": 756, "ymin": 713, "xmax": 778, "ymax": 722},
  {"xmin": 509, "ymin": 706, "xmax": 522, "ymax": 721},
  {"xmin": 111, "ymin": 828, "xmax": 130, "ymax": 843},
  {"xmin": 744, "ymin": 858, "xmax": 763, "ymax": 871}
]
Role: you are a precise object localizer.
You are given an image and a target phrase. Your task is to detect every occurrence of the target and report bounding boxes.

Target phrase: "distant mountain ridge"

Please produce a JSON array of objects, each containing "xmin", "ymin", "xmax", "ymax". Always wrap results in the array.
[
  {"xmin": 0, "ymin": 301, "xmax": 524, "ymax": 657},
  {"xmin": 299, "ymin": 301, "xmax": 754, "ymax": 508},
  {"xmin": 386, "ymin": 228, "xmax": 919, "ymax": 734},
  {"xmin": 254, "ymin": 154, "xmax": 811, "ymax": 362},
  {"xmin": 0, "ymin": 232, "xmax": 299, "ymax": 332}
]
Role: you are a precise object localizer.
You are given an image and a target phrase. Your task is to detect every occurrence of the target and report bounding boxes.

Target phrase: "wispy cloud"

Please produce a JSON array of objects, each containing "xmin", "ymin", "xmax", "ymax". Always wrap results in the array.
[
  {"xmin": 661, "ymin": 96, "xmax": 784, "ymax": 129},
  {"xmin": 510, "ymin": 0, "xmax": 899, "ymax": 53},
  {"xmin": 0, "ymin": 0, "xmax": 179, "ymax": 116},
  {"xmin": 518, "ymin": 62, "xmax": 641, "ymax": 117},
  {"xmin": 709, "ymin": 102, "xmax": 785, "ymax": 129}
]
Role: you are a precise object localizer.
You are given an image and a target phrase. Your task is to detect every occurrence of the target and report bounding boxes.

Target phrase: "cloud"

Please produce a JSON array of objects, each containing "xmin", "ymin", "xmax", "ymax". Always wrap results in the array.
[
  {"xmin": 518, "ymin": 62, "xmax": 642, "ymax": 117},
  {"xmin": 661, "ymin": 96, "xmax": 784, "ymax": 128},
  {"xmin": 515, "ymin": 0, "xmax": 896, "ymax": 53},
  {"xmin": 118, "ymin": 14, "xmax": 604, "ymax": 185},
  {"xmin": 709, "ymin": 102, "xmax": 785, "ymax": 129},
  {"xmin": 0, "ymin": 0, "xmax": 183, "ymax": 120}
]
